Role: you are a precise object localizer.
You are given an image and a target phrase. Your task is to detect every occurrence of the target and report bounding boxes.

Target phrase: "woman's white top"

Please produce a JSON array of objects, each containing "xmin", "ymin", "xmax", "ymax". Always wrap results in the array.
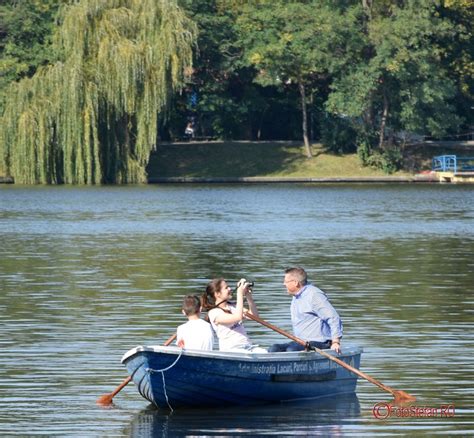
[{"xmin": 208, "ymin": 305, "xmax": 251, "ymax": 351}]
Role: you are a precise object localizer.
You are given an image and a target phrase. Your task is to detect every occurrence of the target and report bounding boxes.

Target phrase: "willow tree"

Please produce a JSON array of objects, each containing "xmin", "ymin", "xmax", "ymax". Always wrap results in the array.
[{"xmin": 0, "ymin": 0, "xmax": 196, "ymax": 184}]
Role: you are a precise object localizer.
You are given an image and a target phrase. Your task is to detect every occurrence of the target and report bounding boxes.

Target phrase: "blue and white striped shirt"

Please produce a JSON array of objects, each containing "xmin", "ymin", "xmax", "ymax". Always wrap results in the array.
[{"xmin": 291, "ymin": 284, "xmax": 343, "ymax": 342}]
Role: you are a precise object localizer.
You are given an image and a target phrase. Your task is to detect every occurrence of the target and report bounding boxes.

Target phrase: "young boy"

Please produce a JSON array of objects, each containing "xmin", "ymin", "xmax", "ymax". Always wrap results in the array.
[{"xmin": 176, "ymin": 295, "xmax": 214, "ymax": 350}]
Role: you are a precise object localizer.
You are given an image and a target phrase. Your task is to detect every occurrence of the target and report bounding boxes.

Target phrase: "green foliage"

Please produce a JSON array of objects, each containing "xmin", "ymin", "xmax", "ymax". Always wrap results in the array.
[
  {"xmin": 0, "ymin": 0, "xmax": 196, "ymax": 184},
  {"xmin": 357, "ymin": 141, "xmax": 372, "ymax": 167},
  {"xmin": 358, "ymin": 145, "xmax": 402, "ymax": 174},
  {"xmin": 0, "ymin": 0, "xmax": 66, "ymax": 108},
  {"xmin": 357, "ymin": 142, "xmax": 403, "ymax": 174},
  {"xmin": 357, "ymin": 136, "xmax": 403, "ymax": 174},
  {"xmin": 437, "ymin": 1, "xmax": 474, "ymax": 129},
  {"xmin": 328, "ymin": 0, "xmax": 464, "ymax": 148},
  {"xmin": 169, "ymin": 0, "xmax": 306, "ymax": 141},
  {"xmin": 236, "ymin": 0, "xmax": 362, "ymax": 153},
  {"xmin": 178, "ymin": 0, "xmax": 297, "ymax": 141},
  {"xmin": 168, "ymin": 1, "xmax": 249, "ymax": 139},
  {"xmin": 1, "ymin": 0, "xmax": 471, "ymax": 182},
  {"xmin": 372, "ymin": 1, "xmax": 461, "ymax": 134},
  {"xmin": 237, "ymin": 1, "xmax": 360, "ymax": 86},
  {"xmin": 320, "ymin": 115, "xmax": 357, "ymax": 154}
]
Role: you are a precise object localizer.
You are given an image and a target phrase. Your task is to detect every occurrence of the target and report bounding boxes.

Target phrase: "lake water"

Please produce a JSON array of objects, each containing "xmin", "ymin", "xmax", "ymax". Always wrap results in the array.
[{"xmin": 0, "ymin": 184, "xmax": 473, "ymax": 436}]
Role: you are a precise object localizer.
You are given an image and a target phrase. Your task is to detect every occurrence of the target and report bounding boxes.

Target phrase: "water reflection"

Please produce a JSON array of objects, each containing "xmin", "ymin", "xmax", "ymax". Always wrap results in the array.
[{"xmin": 124, "ymin": 394, "xmax": 361, "ymax": 437}]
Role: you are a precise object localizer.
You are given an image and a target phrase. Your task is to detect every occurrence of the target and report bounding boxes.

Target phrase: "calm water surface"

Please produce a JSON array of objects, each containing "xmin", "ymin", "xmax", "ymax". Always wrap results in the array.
[{"xmin": 0, "ymin": 184, "xmax": 473, "ymax": 437}]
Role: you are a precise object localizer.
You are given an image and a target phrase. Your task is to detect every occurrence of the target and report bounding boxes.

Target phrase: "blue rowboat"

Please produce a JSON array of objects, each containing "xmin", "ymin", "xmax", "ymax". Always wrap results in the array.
[{"xmin": 121, "ymin": 345, "xmax": 363, "ymax": 409}]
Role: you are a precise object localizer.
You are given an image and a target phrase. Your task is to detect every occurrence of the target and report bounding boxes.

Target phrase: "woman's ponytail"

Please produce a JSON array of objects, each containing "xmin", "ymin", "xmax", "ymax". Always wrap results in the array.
[{"xmin": 201, "ymin": 278, "xmax": 225, "ymax": 310}]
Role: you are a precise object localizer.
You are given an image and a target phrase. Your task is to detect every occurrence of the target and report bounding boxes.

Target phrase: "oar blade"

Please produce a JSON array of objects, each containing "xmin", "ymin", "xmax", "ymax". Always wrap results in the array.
[
  {"xmin": 96, "ymin": 393, "xmax": 114, "ymax": 406},
  {"xmin": 96, "ymin": 375, "xmax": 132, "ymax": 406},
  {"xmin": 97, "ymin": 335, "xmax": 175, "ymax": 406},
  {"xmin": 244, "ymin": 311, "xmax": 418, "ymax": 405},
  {"xmin": 392, "ymin": 390, "xmax": 416, "ymax": 404}
]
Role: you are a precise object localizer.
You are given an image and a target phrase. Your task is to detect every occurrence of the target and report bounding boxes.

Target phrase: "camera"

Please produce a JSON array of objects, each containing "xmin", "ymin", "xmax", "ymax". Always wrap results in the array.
[{"xmin": 235, "ymin": 279, "xmax": 254, "ymax": 291}]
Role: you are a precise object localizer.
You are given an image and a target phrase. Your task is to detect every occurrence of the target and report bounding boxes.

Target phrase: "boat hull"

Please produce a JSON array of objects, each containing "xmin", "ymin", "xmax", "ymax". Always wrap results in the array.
[{"xmin": 121, "ymin": 346, "xmax": 362, "ymax": 409}]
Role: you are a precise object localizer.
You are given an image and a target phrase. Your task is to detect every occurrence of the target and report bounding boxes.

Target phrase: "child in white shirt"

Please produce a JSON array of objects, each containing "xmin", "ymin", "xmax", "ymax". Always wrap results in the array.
[{"xmin": 176, "ymin": 295, "xmax": 214, "ymax": 350}]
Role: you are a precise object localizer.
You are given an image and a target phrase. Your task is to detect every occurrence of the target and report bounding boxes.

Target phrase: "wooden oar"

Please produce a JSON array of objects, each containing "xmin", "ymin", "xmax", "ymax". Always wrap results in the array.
[
  {"xmin": 96, "ymin": 333, "xmax": 177, "ymax": 406},
  {"xmin": 244, "ymin": 311, "xmax": 416, "ymax": 404}
]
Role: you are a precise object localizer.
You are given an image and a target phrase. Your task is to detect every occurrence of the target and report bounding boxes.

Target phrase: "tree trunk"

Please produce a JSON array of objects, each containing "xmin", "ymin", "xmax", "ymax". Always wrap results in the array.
[
  {"xmin": 362, "ymin": 0, "xmax": 372, "ymax": 19},
  {"xmin": 299, "ymin": 82, "xmax": 312, "ymax": 158},
  {"xmin": 378, "ymin": 88, "xmax": 389, "ymax": 149}
]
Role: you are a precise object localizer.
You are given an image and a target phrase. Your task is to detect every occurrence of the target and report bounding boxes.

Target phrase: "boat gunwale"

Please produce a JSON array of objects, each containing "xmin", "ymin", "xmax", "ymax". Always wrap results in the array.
[{"xmin": 121, "ymin": 344, "xmax": 363, "ymax": 364}]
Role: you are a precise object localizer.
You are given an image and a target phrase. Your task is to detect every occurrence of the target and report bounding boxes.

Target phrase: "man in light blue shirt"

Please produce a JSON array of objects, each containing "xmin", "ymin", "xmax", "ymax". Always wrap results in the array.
[{"xmin": 268, "ymin": 267, "xmax": 343, "ymax": 353}]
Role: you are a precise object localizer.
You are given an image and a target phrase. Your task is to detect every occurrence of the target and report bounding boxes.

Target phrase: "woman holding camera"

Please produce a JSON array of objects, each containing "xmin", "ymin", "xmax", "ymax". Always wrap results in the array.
[{"xmin": 202, "ymin": 278, "xmax": 266, "ymax": 353}]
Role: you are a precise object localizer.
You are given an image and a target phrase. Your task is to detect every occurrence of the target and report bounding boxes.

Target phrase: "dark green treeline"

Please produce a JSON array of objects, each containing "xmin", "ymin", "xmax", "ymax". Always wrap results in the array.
[{"xmin": 0, "ymin": 0, "xmax": 472, "ymax": 183}]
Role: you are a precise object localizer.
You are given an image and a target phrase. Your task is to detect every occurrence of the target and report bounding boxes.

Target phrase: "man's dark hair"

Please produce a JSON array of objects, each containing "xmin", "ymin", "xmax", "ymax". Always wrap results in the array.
[{"xmin": 285, "ymin": 267, "xmax": 308, "ymax": 285}]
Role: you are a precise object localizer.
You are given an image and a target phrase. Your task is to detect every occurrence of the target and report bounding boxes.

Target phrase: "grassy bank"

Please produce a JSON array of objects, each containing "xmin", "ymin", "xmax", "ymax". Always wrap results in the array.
[
  {"xmin": 147, "ymin": 141, "xmax": 400, "ymax": 179},
  {"xmin": 147, "ymin": 141, "xmax": 474, "ymax": 179},
  {"xmin": 2, "ymin": 140, "xmax": 472, "ymax": 182}
]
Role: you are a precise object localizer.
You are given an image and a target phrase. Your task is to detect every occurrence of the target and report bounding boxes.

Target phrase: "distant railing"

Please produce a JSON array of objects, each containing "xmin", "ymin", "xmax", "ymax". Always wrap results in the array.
[{"xmin": 432, "ymin": 155, "xmax": 474, "ymax": 172}]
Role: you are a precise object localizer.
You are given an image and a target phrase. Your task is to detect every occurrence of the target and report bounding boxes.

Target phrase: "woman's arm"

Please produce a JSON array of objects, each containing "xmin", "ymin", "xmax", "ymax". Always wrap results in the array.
[
  {"xmin": 213, "ymin": 287, "xmax": 245, "ymax": 325},
  {"xmin": 244, "ymin": 290, "xmax": 259, "ymax": 317}
]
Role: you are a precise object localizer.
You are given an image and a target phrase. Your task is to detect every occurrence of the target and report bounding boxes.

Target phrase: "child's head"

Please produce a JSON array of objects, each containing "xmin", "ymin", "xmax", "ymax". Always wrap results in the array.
[{"xmin": 182, "ymin": 295, "xmax": 201, "ymax": 317}]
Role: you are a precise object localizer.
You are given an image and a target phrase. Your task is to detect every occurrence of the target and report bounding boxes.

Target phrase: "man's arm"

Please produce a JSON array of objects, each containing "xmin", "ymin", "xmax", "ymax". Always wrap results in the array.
[{"xmin": 313, "ymin": 290, "xmax": 343, "ymax": 353}]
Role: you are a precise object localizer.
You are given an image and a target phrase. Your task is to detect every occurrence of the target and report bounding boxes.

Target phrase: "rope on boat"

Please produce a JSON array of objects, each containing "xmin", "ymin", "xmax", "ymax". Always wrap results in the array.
[{"xmin": 145, "ymin": 348, "xmax": 183, "ymax": 411}]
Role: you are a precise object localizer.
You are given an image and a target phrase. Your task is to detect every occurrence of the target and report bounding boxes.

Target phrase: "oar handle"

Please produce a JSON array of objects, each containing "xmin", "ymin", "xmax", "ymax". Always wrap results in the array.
[
  {"xmin": 245, "ymin": 311, "xmax": 305, "ymax": 345},
  {"xmin": 109, "ymin": 376, "xmax": 132, "ymax": 398},
  {"xmin": 244, "ymin": 311, "xmax": 396, "ymax": 396},
  {"xmin": 311, "ymin": 346, "xmax": 395, "ymax": 394},
  {"xmin": 163, "ymin": 333, "xmax": 177, "ymax": 346}
]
